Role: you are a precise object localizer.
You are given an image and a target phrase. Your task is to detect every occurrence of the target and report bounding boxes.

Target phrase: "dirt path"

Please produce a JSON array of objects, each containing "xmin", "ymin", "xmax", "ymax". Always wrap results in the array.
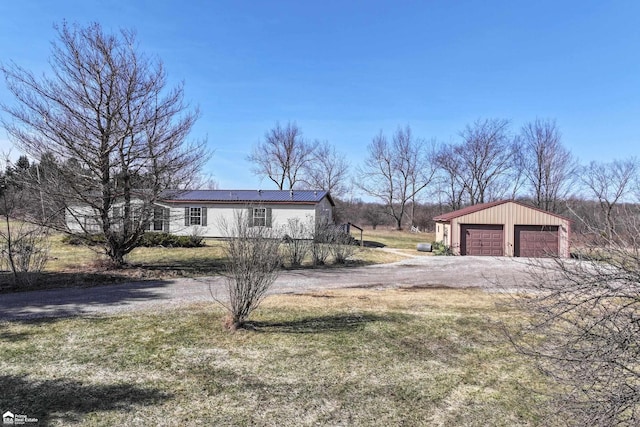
[{"xmin": 0, "ymin": 255, "xmax": 542, "ymax": 321}]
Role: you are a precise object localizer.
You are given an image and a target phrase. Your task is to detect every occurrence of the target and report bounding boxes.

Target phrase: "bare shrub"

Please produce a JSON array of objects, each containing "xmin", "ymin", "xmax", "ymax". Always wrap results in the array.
[
  {"xmin": 329, "ymin": 230, "xmax": 357, "ymax": 264},
  {"xmin": 311, "ymin": 220, "xmax": 332, "ymax": 265},
  {"xmin": 0, "ymin": 163, "xmax": 51, "ymax": 285},
  {"xmin": 508, "ymin": 206, "xmax": 640, "ymax": 426},
  {"xmin": 282, "ymin": 217, "xmax": 312, "ymax": 267},
  {"xmin": 0, "ymin": 222, "xmax": 50, "ymax": 284},
  {"xmin": 217, "ymin": 210, "xmax": 282, "ymax": 330},
  {"xmin": 311, "ymin": 221, "xmax": 357, "ymax": 265}
]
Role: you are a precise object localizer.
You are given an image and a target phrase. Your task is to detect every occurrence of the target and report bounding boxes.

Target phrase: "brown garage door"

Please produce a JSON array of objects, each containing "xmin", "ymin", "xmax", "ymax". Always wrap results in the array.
[
  {"xmin": 461, "ymin": 225, "xmax": 504, "ymax": 256},
  {"xmin": 515, "ymin": 225, "xmax": 559, "ymax": 257}
]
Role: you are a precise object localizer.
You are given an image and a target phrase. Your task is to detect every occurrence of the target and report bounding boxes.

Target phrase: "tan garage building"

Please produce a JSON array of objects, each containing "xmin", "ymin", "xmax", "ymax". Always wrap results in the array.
[{"xmin": 433, "ymin": 200, "xmax": 571, "ymax": 258}]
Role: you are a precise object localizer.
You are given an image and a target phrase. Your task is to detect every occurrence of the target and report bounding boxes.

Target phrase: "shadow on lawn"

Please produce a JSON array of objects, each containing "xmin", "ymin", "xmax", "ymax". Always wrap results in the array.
[
  {"xmin": 249, "ymin": 313, "xmax": 407, "ymax": 334},
  {"xmin": 0, "ymin": 271, "xmax": 130, "ymax": 294},
  {"xmin": 129, "ymin": 257, "xmax": 227, "ymax": 276},
  {"xmin": 0, "ymin": 374, "xmax": 171, "ymax": 424},
  {"xmin": 0, "ymin": 279, "xmax": 173, "ymax": 322}
]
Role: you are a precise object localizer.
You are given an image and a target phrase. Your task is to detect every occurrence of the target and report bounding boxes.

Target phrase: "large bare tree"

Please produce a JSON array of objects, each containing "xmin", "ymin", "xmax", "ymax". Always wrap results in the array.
[
  {"xmin": 301, "ymin": 140, "xmax": 350, "ymax": 198},
  {"xmin": 1, "ymin": 22, "xmax": 207, "ymax": 265},
  {"xmin": 518, "ymin": 119, "xmax": 576, "ymax": 213},
  {"xmin": 435, "ymin": 142, "xmax": 467, "ymax": 210},
  {"xmin": 449, "ymin": 118, "xmax": 520, "ymax": 205},
  {"xmin": 579, "ymin": 158, "xmax": 638, "ymax": 239},
  {"xmin": 248, "ymin": 121, "xmax": 317, "ymax": 190},
  {"xmin": 357, "ymin": 126, "xmax": 436, "ymax": 230}
]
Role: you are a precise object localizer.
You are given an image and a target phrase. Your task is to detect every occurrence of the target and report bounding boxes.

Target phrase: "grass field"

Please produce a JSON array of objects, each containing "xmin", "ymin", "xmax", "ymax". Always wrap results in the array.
[
  {"xmin": 360, "ymin": 227, "xmax": 435, "ymax": 250},
  {"xmin": 43, "ymin": 230, "xmax": 417, "ymax": 275},
  {"xmin": 0, "ymin": 289, "xmax": 552, "ymax": 426},
  {"xmin": 38, "ymin": 227, "xmax": 421, "ymax": 277},
  {"xmin": 0, "ymin": 230, "xmax": 412, "ymax": 291},
  {"xmin": 0, "ymin": 227, "xmax": 557, "ymax": 425}
]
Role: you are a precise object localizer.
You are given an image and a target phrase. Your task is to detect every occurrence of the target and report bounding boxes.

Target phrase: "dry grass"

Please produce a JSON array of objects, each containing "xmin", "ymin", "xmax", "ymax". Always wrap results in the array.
[
  {"xmin": 0, "ymin": 289, "xmax": 555, "ymax": 426},
  {"xmin": 360, "ymin": 227, "xmax": 436, "ymax": 250}
]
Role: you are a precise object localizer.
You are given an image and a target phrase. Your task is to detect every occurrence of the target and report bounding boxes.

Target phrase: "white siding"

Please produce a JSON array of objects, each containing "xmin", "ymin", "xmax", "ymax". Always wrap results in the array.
[
  {"xmin": 66, "ymin": 197, "xmax": 335, "ymax": 239},
  {"xmin": 164, "ymin": 203, "xmax": 320, "ymax": 238},
  {"xmin": 66, "ymin": 205, "xmax": 100, "ymax": 233}
]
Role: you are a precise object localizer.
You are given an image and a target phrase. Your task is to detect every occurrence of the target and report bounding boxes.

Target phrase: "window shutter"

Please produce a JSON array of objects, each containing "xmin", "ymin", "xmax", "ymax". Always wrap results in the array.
[
  {"xmin": 266, "ymin": 208, "xmax": 272, "ymax": 228},
  {"xmin": 247, "ymin": 208, "xmax": 254, "ymax": 227},
  {"xmin": 163, "ymin": 208, "xmax": 170, "ymax": 232},
  {"xmin": 184, "ymin": 207, "xmax": 190, "ymax": 226},
  {"xmin": 201, "ymin": 207, "xmax": 207, "ymax": 226}
]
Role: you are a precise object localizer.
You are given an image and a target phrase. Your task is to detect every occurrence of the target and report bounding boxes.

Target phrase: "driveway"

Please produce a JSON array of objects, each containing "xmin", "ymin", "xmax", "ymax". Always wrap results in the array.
[{"xmin": 0, "ymin": 256, "xmax": 542, "ymax": 321}]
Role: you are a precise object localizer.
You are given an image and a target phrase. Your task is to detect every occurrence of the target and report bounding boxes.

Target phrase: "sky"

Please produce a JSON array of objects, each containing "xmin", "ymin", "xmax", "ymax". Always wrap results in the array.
[{"xmin": 1, "ymin": 1, "xmax": 639, "ymax": 193}]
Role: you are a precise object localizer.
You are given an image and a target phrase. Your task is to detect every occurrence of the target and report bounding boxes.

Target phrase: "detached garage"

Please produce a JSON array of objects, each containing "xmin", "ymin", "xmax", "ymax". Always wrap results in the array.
[{"xmin": 434, "ymin": 200, "xmax": 571, "ymax": 258}]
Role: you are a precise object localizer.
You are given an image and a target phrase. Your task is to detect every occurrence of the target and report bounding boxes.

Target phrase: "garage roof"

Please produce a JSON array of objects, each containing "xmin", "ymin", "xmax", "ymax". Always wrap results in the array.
[{"xmin": 433, "ymin": 200, "xmax": 571, "ymax": 222}]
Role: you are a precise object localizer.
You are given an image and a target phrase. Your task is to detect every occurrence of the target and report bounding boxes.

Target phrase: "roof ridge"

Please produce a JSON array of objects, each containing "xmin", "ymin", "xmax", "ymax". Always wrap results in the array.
[{"xmin": 433, "ymin": 199, "xmax": 572, "ymax": 222}]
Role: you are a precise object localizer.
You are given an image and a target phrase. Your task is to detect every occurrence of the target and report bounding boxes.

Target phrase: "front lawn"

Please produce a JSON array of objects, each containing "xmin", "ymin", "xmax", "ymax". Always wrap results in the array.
[{"xmin": 0, "ymin": 288, "xmax": 554, "ymax": 426}]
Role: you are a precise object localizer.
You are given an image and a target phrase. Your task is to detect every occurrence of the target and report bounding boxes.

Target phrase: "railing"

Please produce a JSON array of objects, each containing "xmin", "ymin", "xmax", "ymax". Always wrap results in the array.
[{"xmin": 341, "ymin": 222, "xmax": 364, "ymax": 247}]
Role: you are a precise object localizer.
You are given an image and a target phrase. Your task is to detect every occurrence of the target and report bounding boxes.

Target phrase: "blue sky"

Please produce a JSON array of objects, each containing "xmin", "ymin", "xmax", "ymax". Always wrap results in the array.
[{"xmin": 1, "ymin": 1, "xmax": 639, "ymax": 191}]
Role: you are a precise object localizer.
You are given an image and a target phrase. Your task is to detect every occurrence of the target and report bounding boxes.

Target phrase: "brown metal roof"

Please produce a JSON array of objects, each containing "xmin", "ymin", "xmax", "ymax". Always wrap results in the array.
[{"xmin": 433, "ymin": 200, "xmax": 572, "ymax": 222}]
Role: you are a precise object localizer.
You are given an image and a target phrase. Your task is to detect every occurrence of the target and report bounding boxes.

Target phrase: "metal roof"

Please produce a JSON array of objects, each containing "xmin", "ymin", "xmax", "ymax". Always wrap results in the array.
[
  {"xmin": 162, "ymin": 189, "xmax": 334, "ymax": 205},
  {"xmin": 433, "ymin": 200, "xmax": 572, "ymax": 222}
]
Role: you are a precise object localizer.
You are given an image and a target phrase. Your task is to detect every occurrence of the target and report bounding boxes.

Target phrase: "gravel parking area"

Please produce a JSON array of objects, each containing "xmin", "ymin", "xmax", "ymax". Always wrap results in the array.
[{"xmin": 0, "ymin": 255, "xmax": 545, "ymax": 321}]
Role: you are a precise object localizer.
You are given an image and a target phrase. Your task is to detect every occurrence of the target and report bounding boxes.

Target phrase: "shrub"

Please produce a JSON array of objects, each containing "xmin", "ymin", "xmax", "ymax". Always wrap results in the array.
[
  {"xmin": 282, "ymin": 218, "xmax": 312, "ymax": 267},
  {"xmin": 61, "ymin": 233, "xmax": 106, "ymax": 246},
  {"xmin": 138, "ymin": 232, "xmax": 204, "ymax": 248},
  {"xmin": 431, "ymin": 241, "xmax": 453, "ymax": 256},
  {"xmin": 63, "ymin": 232, "xmax": 204, "ymax": 248},
  {"xmin": 216, "ymin": 210, "xmax": 282, "ymax": 329}
]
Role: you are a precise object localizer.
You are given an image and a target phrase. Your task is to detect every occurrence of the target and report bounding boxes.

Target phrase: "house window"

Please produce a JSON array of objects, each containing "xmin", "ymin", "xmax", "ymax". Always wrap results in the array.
[
  {"xmin": 253, "ymin": 208, "xmax": 266, "ymax": 227},
  {"xmin": 190, "ymin": 207, "xmax": 201, "ymax": 225},
  {"xmin": 153, "ymin": 207, "xmax": 164, "ymax": 231},
  {"xmin": 184, "ymin": 206, "xmax": 207, "ymax": 227},
  {"xmin": 248, "ymin": 207, "xmax": 271, "ymax": 227},
  {"xmin": 132, "ymin": 208, "xmax": 141, "ymax": 227}
]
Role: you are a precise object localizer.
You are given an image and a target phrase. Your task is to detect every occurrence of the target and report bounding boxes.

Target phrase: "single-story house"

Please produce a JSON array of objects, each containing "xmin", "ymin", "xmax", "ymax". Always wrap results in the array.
[
  {"xmin": 66, "ymin": 189, "xmax": 335, "ymax": 238},
  {"xmin": 433, "ymin": 200, "xmax": 571, "ymax": 258}
]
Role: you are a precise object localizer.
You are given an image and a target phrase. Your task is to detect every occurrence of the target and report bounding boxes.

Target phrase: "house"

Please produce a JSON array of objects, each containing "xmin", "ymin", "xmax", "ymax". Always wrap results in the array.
[
  {"xmin": 433, "ymin": 200, "xmax": 571, "ymax": 258},
  {"xmin": 66, "ymin": 189, "xmax": 335, "ymax": 238}
]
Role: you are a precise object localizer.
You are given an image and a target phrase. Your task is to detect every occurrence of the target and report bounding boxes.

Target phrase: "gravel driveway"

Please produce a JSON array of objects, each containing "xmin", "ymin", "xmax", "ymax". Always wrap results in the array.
[{"xmin": 0, "ymin": 255, "xmax": 542, "ymax": 321}]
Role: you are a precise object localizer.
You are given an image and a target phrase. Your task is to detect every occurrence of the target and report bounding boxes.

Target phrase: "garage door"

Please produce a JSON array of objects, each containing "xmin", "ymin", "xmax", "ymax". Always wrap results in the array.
[
  {"xmin": 515, "ymin": 225, "xmax": 559, "ymax": 257},
  {"xmin": 461, "ymin": 225, "xmax": 504, "ymax": 256}
]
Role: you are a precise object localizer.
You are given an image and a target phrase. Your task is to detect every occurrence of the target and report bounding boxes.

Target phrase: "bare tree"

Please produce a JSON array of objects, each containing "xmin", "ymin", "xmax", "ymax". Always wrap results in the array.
[
  {"xmin": 454, "ymin": 118, "xmax": 519, "ymax": 205},
  {"xmin": 579, "ymin": 159, "xmax": 638, "ymax": 240},
  {"xmin": 357, "ymin": 126, "xmax": 437, "ymax": 230},
  {"xmin": 215, "ymin": 209, "xmax": 282, "ymax": 330},
  {"xmin": 518, "ymin": 119, "xmax": 576, "ymax": 212},
  {"xmin": 509, "ymin": 206, "xmax": 640, "ymax": 426},
  {"xmin": 0, "ymin": 22, "xmax": 207, "ymax": 266},
  {"xmin": 248, "ymin": 122, "xmax": 317, "ymax": 190},
  {"xmin": 435, "ymin": 142, "xmax": 468, "ymax": 210},
  {"xmin": 301, "ymin": 140, "xmax": 350, "ymax": 198}
]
